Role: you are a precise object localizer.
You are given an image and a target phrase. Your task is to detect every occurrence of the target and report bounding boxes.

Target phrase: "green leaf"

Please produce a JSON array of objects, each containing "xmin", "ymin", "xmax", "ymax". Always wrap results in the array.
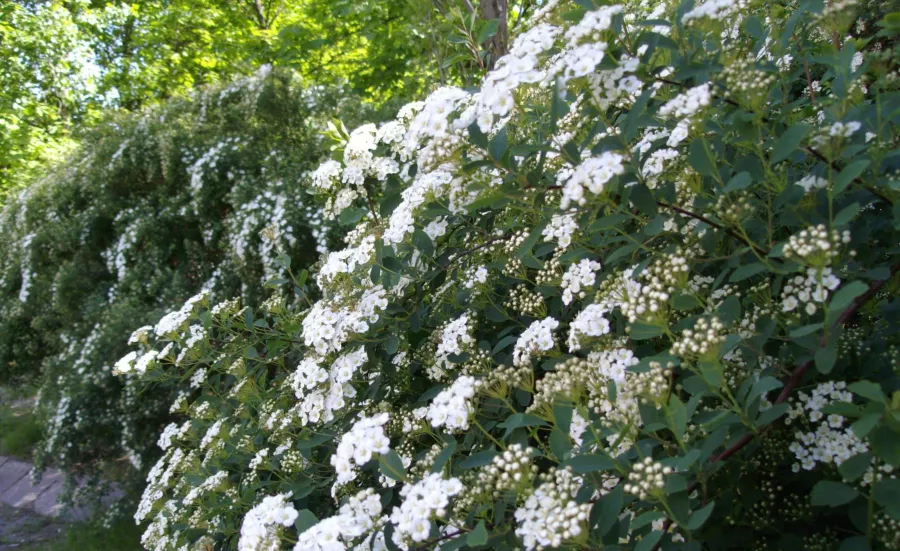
[
  {"xmin": 688, "ymin": 139, "xmax": 715, "ymax": 176},
  {"xmin": 834, "ymin": 160, "xmax": 870, "ymax": 193},
  {"xmin": 848, "ymin": 380, "xmax": 887, "ymax": 403},
  {"xmin": 468, "ymin": 122, "xmax": 488, "ymax": 149},
  {"xmin": 459, "ymin": 450, "xmax": 497, "ymax": 469},
  {"xmin": 852, "ymin": 413, "xmax": 882, "ymax": 439},
  {"xmin": 810, "ymin": 480, "xmax": 859, "ymax": 507},
  {"xmin": 873, "ymin": 478, "xmax": 900, "ymax": 508},
  {"xmin": 590, "ymin": 214, "xmax": 630, "ymax": 230},
  {"xmin": 592, "ymin": 485, "xmax": 623, "ymax": 536},
  {"xmin": 730, "ymin": 263, "xmax": 766, "ymax": 282},
  {"xmin": 724, "ymin": 172, "xmax": 753, "ymax": 192},
  {"xmin": 630, "ymin": 321, "xmax": 664, "ymax": 340},
  {"xmin": 413, "ymin": 230, "xmax": 434, "ymax": 256},
  {"xmin": 790, "ymin": 323, "xmax": 823, "ymax": 338},
  {"xmin": 294, "ymin": 509, "xmax": 319, "ymax": 534},
  {"xmin": 833, "ymin": 203, "xmax": 860, "ymax": 226},
  {"xmin": 563, "ymin": 454, "xmax": 615, "ymax": 474},
  {"xmin": 839, "ymin": 452, "xmax": 874, "ymax": 482},
  {"xmin": 630, "ymin": 183, "xmax": 658, "ymax": 214},
  {"xmin": 756, "ymin": 403, "xmax": 789, "ymax": 427},
  {"xmin": 550, "ymin": 427, "xmax": 573, "ymax": 459},
  {"xmin": 666, "ymin": 394, "xmax": 687, "ymax": 439},
  {"xmin": 829, "ymin": 281, "xmax": 869, "ymax": 313},
  {"xmin": 687, "ymin": 501, "xmax": 715, "ymax": 530},
  {"xmin": 815, "ymin": 345, "xmax": 837, "ymax": 374},
  {"xmin": 467, "ymin": 520, "xmax": 488, "ymax": 547},
  {"xmin": 431, "ymin": 439, "xmax": 457, "ymax": 474},
  {"xmin": 489, "ymin": 126, "xmax": 508, "ymax": 161},
  {"xmin": 553, "ymin": 398, "xmax": 573, "ymax": 434},
  {"xmin": 516, "ymin": 222, "xmax": 548, "ymax": 259},
  {"xmin": 476, "ymin": 19, "xmax": 500, "ymax": 43},
  {"xmin": 771, "ymin": 123, "xmax": 810, "ymax": 163},
  {"xmin": 498, "ymin": 413, "xmax": 548, "ymax": 434},
  {"xmin": 839, "ymin": 536, "xmax": 871, "ymax": 551},
  {"xmin": 379, "ymin": 450, "xmax": 407, "ymax": 481},
  {"xmin": 635, "ymin": 530, "xmax": 663, "ymax": 551},
  {"xmin": 747, "ymin": 377, "xmax": 783, "ymax": 405}
]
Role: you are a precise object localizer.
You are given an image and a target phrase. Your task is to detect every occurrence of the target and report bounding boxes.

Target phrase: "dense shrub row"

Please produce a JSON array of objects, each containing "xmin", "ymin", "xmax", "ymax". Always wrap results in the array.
[
  {"xmin": 0, "ymin": 67, "xmax": 353, "ymax": 502},
  {"xmin": 114, "ymin": 1, "xmax": 900, "ymax": 550}
]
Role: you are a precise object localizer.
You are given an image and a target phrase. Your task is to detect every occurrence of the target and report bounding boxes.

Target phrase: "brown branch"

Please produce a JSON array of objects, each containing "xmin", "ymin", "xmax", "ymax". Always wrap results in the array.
[
  {"xmin": 362, "ymin": 181, "xmax": 380, "ymax": 224},
  {"xmin": 414, "ymin": 529, "xmax": 466, "ymax": 551},
  {"xmin": 803, "ymin": 146, "xmax": 894, "ymax": 205},
  {"xmin": 656, "ymin": 201, "xmax": 769, "ymax": 256},
  {"xmin": 651, "ymin": 262, "xmax": 900, "ymax": 550}
]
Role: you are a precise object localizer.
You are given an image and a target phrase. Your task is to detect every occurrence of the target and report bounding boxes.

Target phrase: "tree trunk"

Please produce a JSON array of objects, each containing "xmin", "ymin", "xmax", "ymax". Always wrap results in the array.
[{"xmin": 480, "ymin": 0, "xmax": 508, "ymax": 69}]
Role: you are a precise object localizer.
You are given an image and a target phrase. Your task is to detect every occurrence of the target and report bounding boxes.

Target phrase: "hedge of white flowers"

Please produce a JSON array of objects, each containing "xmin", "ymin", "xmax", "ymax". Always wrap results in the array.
[
  {"xmin": 0, "ymin": 68, "xmax": 363, "ymax": 504},
  {"xmin": 121, "ymin": 0, "xmax": 900, "ymax": 549}
]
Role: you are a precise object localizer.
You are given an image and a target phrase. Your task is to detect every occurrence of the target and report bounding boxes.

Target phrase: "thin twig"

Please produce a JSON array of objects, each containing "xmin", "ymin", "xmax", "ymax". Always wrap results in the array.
[{"xmin": 656, "ymin": 201, "xmax": 769, "ymax": 256}]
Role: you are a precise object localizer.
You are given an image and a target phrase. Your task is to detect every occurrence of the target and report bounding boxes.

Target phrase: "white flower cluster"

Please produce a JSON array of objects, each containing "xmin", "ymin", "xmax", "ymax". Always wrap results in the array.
[
  {"xmin": 317, "ymin": 236, "xmax": 375, "ymax": 287},
  {"xmin": 389, "ymin": 474, "xmax": 463, "ymax": 545},
  {"xmin": 811, "ymin": 120, "xmax": 862, "ymax": 147},
  {"xmin": 671, "ymin": 317, "xmax": 726, "ymax": 358},
  {"xmin": 301, "ymin": 285, "xmax": 388, "ymax": 355},
  {"xmin": 561, "ymin": 258, "xmax": 602, "ymax": 305},
  {"xmin": 294, "ymin": 488, "xmax": 384, "ymax": 551},
  {"xmin": 238, "ymin": 493, "xmax": 299, "ymax": 551},
  {"xmin": 783, "ymin": 225, "xmax": 851, "ymax": 266},
  {"xmin": 154, "ymin": 290, "xmax": 210, "ymax": 337},
  {"xmin": 513, "ymin": 317, "xmax": 560, "ymax": 366},
  {"xmin": 331, "ymin": 413, "xmax": 391, "ymax": 488},
  {"xmin": 788, "ymin": 381, "xmax": 868, "ymax": 472},
  {"xmin": 514, "ymin": 467, "xmax": 591, "ymax": 551},
  {"xmin": 624, "ymin": 457, "xmax": 672, "ymax": 500},
  {"xmin": 427, "ymin": 375, "xmax": 481, "ymax": 432},
  {"xmin": 781, "ymin": 267, "xmax": 841, "ymax": 315},
  {"xmin": 795, "ymin": 174, "xmax": 828, "ymax": 193},
  {"xmin": 588, "ymin": 55, "xmax": 642, "ymax": 110},
  {"xmin": 384, "ymin": 169, "xmax": 458, "ymax": 245},
  {"xmin": 434, "ymin": 312, "xmax": 476, "ymax": 372},
  {"xmin": 287, "ymin": 348, "xmax": 368, "ymax": 428},
  {"xmin": 475, "ymin": 24, "xmax": 561, "ymax": 132},
  {"xmin": 549, "ymin": 5, "xmax": 622, "ymax": 82},
  {"xmin": 542, "ymin": 213, "xmax": 579, "ymax": 251},
  {"xmin": 683, "ymin": 0, "xmax": 748, "ymax": 24},
  {"xmin": 567, "ymin": 303, "xmax": 612, "ymax": 351},
  {"xmin": 557, "ymin": 152, "xmax": 626, "ymax": 209}
]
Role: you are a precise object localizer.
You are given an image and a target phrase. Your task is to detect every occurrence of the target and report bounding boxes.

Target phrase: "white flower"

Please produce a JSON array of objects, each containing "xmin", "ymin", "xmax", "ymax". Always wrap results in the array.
[
  {"xmin": 567, "ymin": 304, "xmax": 612, "ymax": 351},
  {"xmin": 514, "ymin": 318, "xmax": 560, "ymax": 366},
  {"xmin": 331, "ymin": 413, "xmax": 391, "ymax": 488},
  {"xmin": 558, "ymin": 153, "xmax": 626, "ymax": 209},
  {"xmin": 427, "ymin": 376, "xmax": 480, "ymax": 432},
  {"xmin": 561, "ymin": 259, "xmax": 602, "ymax": 305},
  {"xmin": 390, "ymin": 474, "xmax": 463, "ymax": 545}
]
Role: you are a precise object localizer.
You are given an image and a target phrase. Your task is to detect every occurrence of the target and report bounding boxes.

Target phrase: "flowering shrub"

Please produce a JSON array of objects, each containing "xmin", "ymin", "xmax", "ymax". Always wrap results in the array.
[
  {"xmin": 122, "ymin": 0, "xmax": 900, "ymax": 550},
  {"xmin": 0, "ymin": 68, "xmax": 361, "ymax": 503}
]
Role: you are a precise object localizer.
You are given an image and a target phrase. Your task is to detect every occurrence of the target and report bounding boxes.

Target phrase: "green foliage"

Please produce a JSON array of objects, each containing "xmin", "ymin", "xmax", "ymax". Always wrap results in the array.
[
  {"xmin": 112, "ymin": 0, "xmax": 900, "ymax": 549},
  {"xmin": 0, "ymin": 68, "xmax": 349, "ymax": 501},
  {"xmin": 0, "ymin": 403, "xmax": 42, "ymax": 459}
]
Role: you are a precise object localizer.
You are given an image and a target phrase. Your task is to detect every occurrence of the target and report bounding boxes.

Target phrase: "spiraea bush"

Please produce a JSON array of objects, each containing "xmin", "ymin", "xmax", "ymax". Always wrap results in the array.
[
  {"xmin": 119, "ymin": 0, "xmax": 900, "ymax": 549},
  {"xmin": 0, "ymin": 67, "xmax": 362, "ymax": 503}
]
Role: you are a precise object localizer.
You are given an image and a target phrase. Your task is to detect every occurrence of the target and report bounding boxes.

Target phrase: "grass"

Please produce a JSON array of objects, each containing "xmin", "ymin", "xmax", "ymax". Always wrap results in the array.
[
  {"xmin": 21, "ymin": 516, "xmax": 143, "ymax": 551},
  {"xmin": 0, "ymin": 395, "xmax": 42, "ymax": 459}
]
